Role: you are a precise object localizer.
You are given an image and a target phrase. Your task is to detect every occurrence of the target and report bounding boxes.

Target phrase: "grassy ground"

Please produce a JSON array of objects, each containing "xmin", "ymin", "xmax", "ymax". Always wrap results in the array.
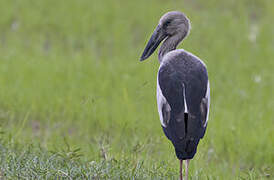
[{"xmin": 0, "ymin": 0, "xmax": 273, "ymax": 179}]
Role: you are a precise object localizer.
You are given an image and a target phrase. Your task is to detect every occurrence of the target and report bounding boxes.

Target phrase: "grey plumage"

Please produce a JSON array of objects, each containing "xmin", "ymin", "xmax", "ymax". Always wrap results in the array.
[
  {"xmin": 140, "ymin": 11, "xmax": 210, "ymax": 180},
  {"xmin": 158, "ymin": 49, "xmax": 209, "ymax": 159}
]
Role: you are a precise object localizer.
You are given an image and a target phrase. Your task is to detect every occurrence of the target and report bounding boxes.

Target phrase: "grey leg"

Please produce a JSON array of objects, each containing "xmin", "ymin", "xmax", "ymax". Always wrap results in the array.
[
  {"xmin": 184, "ymin": 159, "xmax": 190, "ymax": 180},
  {"xmin": 180, "ymin": 159, "xmax": 183, "ymax": 180}
]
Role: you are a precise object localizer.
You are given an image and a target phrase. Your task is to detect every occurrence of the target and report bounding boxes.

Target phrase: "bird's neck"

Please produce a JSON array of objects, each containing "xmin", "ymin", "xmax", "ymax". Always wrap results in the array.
[{"xmin": 158, "ymin": 33, "xmax": 185, "ymax": 63}]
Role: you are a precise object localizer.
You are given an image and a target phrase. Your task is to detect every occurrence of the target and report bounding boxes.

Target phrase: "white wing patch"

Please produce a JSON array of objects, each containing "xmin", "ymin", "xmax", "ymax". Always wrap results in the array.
[
  {"xmin": 204, "ymin": 80, "xmax": 210, "ymax": 127},
  {"xmin": 183, "ymin": 83, "xmax": 188, "ymax": 113},
  {"xmin": 157, "ymin": 73, "xmax": 171, "ymax": 127}
]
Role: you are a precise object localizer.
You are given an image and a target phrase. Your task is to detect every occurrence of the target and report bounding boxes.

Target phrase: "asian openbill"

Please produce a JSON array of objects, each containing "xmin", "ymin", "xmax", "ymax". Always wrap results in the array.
[{"xmin": 140, "ymin": 11, "xmax": 210, "ymax": 180}]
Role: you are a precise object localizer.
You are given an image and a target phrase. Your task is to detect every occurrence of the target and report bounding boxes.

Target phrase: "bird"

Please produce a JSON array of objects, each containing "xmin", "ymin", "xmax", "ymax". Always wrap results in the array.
[{"xmin": 140, "ymin": 11, "xmax": 210, "ymax": 180}]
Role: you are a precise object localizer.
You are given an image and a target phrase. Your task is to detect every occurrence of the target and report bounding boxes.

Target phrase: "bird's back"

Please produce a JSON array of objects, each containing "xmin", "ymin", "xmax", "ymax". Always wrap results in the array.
[{"xmin": 157, "ymin": 49, "xmax": 209, "ymax": 160}]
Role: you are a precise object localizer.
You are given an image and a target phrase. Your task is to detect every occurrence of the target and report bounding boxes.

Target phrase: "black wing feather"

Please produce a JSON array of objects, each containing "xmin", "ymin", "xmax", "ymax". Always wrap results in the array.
[
  {"xmin": 157, "ymin": 51, "xmax": 209, "ymax": 160},
  {"xmin": 158, "ymin": 65, "xmax": 186, "ymax": 141}
]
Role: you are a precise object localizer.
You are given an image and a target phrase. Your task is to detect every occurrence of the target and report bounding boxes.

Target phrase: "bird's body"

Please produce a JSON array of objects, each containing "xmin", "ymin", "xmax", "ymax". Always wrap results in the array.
[
  {"xmin": 157, "ymin": 49, "xmax": 209, "ymax": 160},
  {"xmin": 140, "ymin": 11, "xmax": 210, "ymax": 180}
]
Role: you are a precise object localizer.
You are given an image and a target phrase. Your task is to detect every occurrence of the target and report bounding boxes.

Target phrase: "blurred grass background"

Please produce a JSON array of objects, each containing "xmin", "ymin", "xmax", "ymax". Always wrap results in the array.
[{"xmin": 0, "ymin": 0, "xmax": 273, "ymax": 179}]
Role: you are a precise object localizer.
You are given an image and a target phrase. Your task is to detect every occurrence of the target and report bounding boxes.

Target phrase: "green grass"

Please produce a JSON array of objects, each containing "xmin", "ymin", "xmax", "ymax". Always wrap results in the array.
[{"xmin": 0, "ymin": 0, "xmax": 273, "ymax": 179}]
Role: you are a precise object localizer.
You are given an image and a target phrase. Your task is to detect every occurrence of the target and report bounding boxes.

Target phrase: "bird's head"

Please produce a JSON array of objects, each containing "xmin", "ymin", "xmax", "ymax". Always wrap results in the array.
[{"xmin": 140, "ymin": 11, "xmax": 190, "ymax": 61}]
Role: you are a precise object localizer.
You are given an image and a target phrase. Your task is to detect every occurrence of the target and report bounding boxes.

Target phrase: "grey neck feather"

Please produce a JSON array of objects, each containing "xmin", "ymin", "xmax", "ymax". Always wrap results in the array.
[
  {"xmin": 158, "ymin": 33, "xmax": 185, "ymax": 63},
  {"xmin": 158, "ymin": 28, "xmax": 189, "ymax": 63}
]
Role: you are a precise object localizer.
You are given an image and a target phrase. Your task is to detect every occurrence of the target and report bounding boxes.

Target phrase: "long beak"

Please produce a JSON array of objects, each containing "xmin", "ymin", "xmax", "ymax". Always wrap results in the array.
[{"xmin": 140, "ymin": 25, "xmax": 166, "ymax": 61}]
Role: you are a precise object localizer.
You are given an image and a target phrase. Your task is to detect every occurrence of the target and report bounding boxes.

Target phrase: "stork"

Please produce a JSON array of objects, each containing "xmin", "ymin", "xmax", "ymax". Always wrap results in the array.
[{"xmin": 140, "ymin": 11, "xmax": 210, "ymax": 180}]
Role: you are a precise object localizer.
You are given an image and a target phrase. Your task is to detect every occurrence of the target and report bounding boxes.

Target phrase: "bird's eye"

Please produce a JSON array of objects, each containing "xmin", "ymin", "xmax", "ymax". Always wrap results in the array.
[{"xmin": 163, "ymin": 20, "xmax": 172, "ymax": 28}]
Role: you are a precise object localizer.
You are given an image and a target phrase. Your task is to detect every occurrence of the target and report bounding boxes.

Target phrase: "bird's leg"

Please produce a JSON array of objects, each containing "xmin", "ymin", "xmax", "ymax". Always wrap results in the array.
[
  {"xmin": 184, "ymin": 159, "xmax": 190, "ymax": 180},
  {"xmin": 179, "ymin": 159, "xmax": 183, "ymax": 180}
]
